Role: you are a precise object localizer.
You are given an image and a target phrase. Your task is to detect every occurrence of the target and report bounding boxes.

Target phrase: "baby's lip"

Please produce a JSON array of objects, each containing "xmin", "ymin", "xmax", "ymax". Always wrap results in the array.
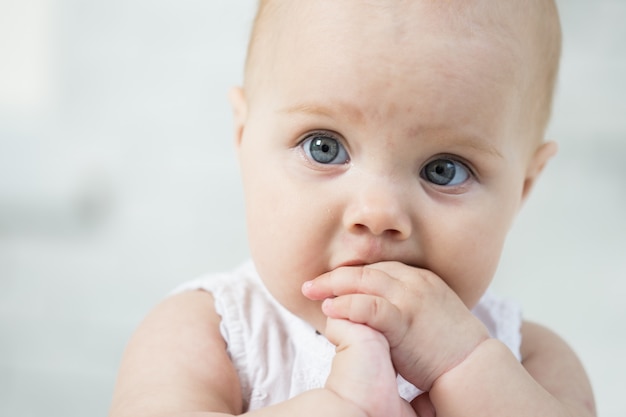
[
  {"xmin": 337, "ymin": 258, "xmax": 376, "ymax": 268},
  {"xmin": 336, "ymin": 259, "xmax": 369, "ymax": 268},
  {"xmin": 335, "ymin": 258, "xmax": 398, "ymax": 269},
  {"xmin": 335, "ymin": 258, "xmax": 421, "ymax": 270}
]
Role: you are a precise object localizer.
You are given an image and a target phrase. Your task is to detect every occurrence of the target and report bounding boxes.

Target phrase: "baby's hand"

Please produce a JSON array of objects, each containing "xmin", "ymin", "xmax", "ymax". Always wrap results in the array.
[
  {"xmin": 324, "ymin": 318, "xmax": 416, "ymax": 417},
  {"xmin": 303, "ymin": 262, "xmax": 490, "ymax": 391}
]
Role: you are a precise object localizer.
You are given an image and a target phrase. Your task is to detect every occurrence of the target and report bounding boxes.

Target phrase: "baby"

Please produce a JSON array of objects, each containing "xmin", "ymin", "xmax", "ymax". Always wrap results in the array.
[{"xmin": 109, "ymin": 1, "xmax": 595, "ymax": 416}]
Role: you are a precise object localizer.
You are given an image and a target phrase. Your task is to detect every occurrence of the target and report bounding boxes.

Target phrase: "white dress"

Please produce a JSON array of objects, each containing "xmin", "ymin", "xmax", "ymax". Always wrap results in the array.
[{"xmin": 172, "ymin": 261, "xmax": 522, "ymax": 411}]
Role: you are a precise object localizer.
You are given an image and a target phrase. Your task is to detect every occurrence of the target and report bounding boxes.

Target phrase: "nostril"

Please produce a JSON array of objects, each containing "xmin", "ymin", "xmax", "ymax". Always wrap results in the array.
[
  {"xmin": 351, "ymin": 222, "xmax": 384, "ymax": 236},
  {"xmin": 351, "ymin": 222, "xmax": 406, "ymax": 239},
  {"xmin": 385, "ymin": 229, "xmax": 404, "ymax": 239}
]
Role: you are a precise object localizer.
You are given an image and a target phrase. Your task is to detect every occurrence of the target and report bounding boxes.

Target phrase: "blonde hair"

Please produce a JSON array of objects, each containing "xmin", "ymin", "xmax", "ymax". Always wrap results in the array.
[{"xmin": 243, "ymin": 0, "xmax": 284, "ymax": 93}]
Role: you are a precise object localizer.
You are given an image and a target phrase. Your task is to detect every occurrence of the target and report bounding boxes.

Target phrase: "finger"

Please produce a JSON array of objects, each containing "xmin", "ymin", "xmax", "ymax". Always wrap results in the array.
[
  {"xmin": 323, "ymin": 294, "xmax": 407, "ymax": 346},
  {"xmin": 324, "ymin": 317, "xmax": 387, "ymax": 350},
  {"xmin": 302, "ymin": 265, "xmax": 401, "ymax": 301}
]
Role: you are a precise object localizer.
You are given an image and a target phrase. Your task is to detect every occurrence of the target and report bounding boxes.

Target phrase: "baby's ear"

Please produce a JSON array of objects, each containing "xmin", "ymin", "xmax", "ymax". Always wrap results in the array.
[
  {"xmin": 228, "ymin": 87, "xmax": 248, "ymax": 148},
  {"xmin": 521, "ymin": 140, "xmax": 558, "ymax": 204}
]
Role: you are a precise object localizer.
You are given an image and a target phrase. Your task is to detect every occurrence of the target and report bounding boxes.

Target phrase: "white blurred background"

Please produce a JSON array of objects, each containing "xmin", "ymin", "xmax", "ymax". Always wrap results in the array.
[{"xmin": 0, "ymin": 0, "xmax": 623, "ymax": 415}]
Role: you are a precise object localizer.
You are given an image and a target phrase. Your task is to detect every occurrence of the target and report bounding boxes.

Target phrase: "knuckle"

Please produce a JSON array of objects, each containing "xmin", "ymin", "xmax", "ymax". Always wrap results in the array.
[
  {"xmin": 357, "ymin": 266, "xmax": 375, "ymax": 293},
  {"xmin": 371, "ymin": 296, "xmax": 384, "ymax": 318}
]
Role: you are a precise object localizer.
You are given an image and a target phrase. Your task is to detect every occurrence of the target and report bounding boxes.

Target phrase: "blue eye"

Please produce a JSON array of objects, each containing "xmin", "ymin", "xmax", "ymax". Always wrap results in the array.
[
  {"xmin": 422, "ymin": 158, "xmax": 470, "ymax": 186},
  {"xmin": 302, "ymin": 133, "xmax": 349, "ymax": 165}
]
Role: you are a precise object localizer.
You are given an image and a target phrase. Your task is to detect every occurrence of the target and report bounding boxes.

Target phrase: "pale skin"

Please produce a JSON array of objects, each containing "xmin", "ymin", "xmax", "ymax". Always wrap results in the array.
[{"xmin": 109, "ymin": 1, "xmax": 595, "ymax": 416}]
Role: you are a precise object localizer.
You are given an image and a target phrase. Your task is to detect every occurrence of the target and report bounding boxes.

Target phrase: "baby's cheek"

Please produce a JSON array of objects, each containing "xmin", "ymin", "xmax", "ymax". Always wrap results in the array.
[{"xmin": 439, "ymin": 250, "xmax": 499, "ymax": 308}]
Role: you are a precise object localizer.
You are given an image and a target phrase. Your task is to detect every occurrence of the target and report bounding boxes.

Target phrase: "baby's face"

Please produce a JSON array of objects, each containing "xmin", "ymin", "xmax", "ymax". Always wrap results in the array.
[{"xmin": 234, "ymin": 1, "xmax": 553, "ymax": 331}]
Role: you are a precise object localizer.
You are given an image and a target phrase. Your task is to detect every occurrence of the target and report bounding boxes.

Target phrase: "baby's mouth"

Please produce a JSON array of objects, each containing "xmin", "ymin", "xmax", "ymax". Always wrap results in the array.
[
  {"xmin": 336, "ymin": 259, "xmax": 369, "ymax": 268},
  {"xmin": 334, "ymin": 258, "xmax": 422, "ymax": 271}
]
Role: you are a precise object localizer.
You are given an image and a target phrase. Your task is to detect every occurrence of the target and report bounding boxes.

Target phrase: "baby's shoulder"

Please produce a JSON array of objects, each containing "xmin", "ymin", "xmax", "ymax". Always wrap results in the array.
[{"xmin": 110, "ymin": 290, "xmax": 243, "ymax": 415}]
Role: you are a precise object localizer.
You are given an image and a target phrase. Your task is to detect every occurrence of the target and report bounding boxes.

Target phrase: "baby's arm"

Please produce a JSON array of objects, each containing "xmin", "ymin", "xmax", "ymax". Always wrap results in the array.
[
  {"xmin": 521, "ymin": 322, "xmax": 595, "ymax": 414},
  {"xmin": 108, "ymin": 291, "xmax": 242, "ymax": 416},
  {"xmin": 108, "ymin": 291, "xmax": 412, "ymax": 417},
  {"xmin": 428, "ymin": 321, "xmax": 595, "ymax": 417}
]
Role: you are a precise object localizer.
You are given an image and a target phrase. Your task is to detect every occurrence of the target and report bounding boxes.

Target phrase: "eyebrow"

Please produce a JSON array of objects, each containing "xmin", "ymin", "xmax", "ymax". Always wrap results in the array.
[
  {"xmin": 446, "ymin": 135, "xmax": 504, "ymax": 159},
  {"xmin": 278, "ymin": 101, "xmax": 367, "ymax": 124},
  {"xmin": 279, "ymin": 102, "xmax": 504, "ymax": 159}
]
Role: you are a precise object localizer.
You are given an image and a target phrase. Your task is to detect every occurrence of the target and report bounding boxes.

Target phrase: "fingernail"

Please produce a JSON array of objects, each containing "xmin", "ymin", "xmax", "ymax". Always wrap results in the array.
[{"xmin": 302, "ymin": 281, "xmax": 313, "ymax": 291}]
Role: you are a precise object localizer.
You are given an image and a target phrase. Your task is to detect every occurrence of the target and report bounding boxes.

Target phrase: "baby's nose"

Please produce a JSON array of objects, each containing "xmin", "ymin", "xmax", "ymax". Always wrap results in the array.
[{"xmin": 342, "ymin": 181, "xmax": 412, "ymax": 239}]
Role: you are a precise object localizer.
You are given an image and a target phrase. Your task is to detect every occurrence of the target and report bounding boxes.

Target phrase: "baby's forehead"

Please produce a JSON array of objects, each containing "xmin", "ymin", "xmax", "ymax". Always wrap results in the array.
[
  {"xmin": 254, "ymin": 0, "xmax": 553, "ymax": 33},
  {"xmin": 251, "ymin": 0, "xmax": 556, "ymax": 68},
  {"xmin": 248, "ymin": 0, "xmax": 560, "ymax": 137}
]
